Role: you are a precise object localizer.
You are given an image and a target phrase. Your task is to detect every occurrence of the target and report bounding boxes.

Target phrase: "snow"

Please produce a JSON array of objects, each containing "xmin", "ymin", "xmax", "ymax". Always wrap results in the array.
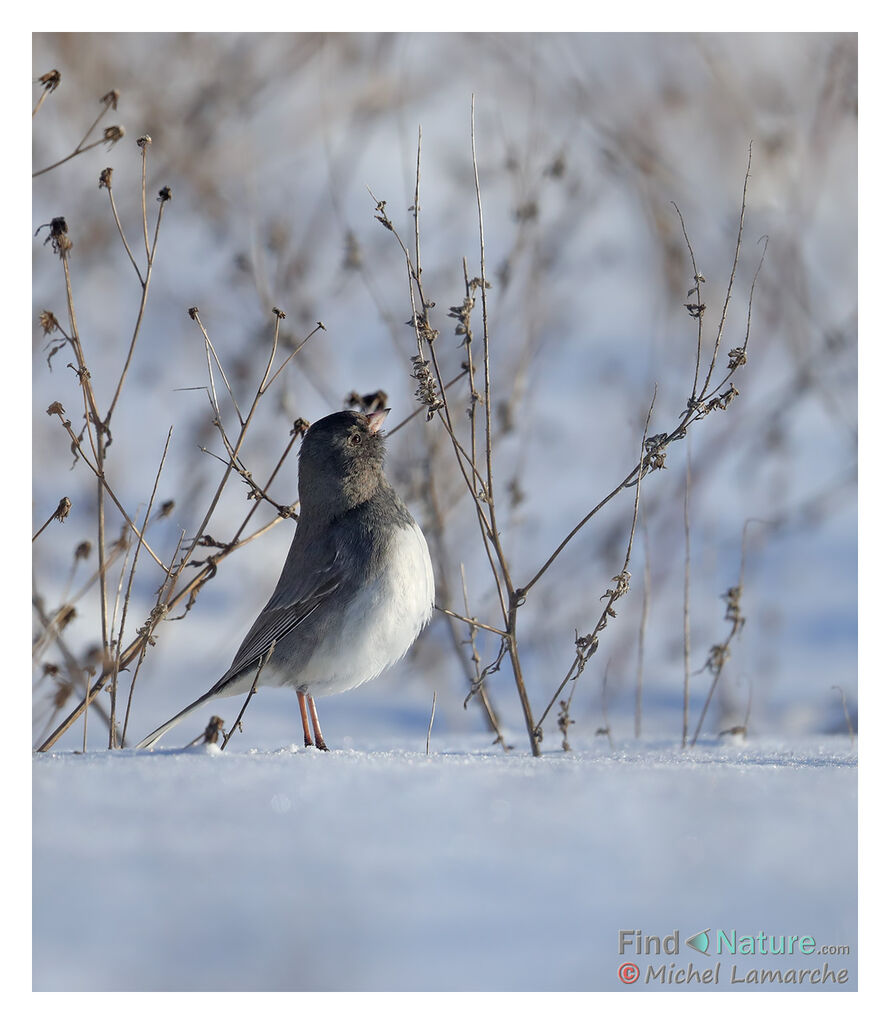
[{"xmin": 33, "ymin": 731, "xmax": 856, "ymax": 992}]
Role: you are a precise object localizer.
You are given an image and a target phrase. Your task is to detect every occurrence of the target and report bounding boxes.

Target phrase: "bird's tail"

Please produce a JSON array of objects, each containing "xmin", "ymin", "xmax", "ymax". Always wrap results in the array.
[{"xmin": 134, "ymin": 689, "xmax": 222, "ymax": 750}]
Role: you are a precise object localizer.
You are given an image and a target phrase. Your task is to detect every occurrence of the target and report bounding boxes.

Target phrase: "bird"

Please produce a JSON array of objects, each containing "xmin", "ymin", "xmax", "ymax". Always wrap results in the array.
[{"xmin": 135, "ymin": 408, "xmax": 434, "ymax": 751}]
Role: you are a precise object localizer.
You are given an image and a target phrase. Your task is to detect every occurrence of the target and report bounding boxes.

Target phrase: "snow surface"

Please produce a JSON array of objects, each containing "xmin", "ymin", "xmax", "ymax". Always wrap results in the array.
[{"xmin": 33, "ymin": 731, "xmax": 856, "ymax": 992}]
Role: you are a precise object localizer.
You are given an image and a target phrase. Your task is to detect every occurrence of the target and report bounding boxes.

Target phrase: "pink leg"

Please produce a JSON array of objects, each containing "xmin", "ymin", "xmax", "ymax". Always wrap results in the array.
[
  {"xmin": 297, "ymin": 692, "xmax": 313, "ymax": 747},
  {"xmin": 307, "ymin": 696, "xmax": 329, "ymax": 751}
]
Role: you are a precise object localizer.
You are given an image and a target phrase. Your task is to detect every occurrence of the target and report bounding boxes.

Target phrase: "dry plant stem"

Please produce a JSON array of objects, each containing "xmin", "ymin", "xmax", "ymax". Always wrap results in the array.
[
  {"xmin": 634, "ymin": 501, "xmax": 651, "ymax": 739},
  {"xmin": 36, "ymin": 512, "xmax": 282, "ymax": 752},
  {"xmin": 523, "ymin": 193, "xmax": 765, "ymax": 598},
  {"xmin": 105, "ymin": 185, "xmax": 143, "ymax": 283},
  {"xmin": 682, "ymin": 446, "xmax": 692, "ymax": 749},
  {"xmin": 108, "ymin": 427, "xmax": 173, "ymax": 748},
  {"xmin": 96, "ymin": 474, "xmax": 110, "ymax": 697},
  {"xmin": 672, "ymin": 202, "xmax": 706, "ymax": 397},
  {"xmin": 187, "ymin": 318, "xmax": 323, "ymax": 539},
  {"xmin": 106, "ymin": 530, "xmax": 134, "ymax": 747},
  {"xmin": 469, "ymin": 97, "xmax": 538, "ymax": 754},
  {"xmin": 458, "ymin": 563, "xmax": 509, "ymax": 747},
  {"xmin": 140, "ymin": 142, "xmax": 151, "ymax": 261},
  {"xmin": 48, "ymin": 408, "xmax": 168, "ymax": 572},
  {"xmin": 535, "ymin": 391, "xmax": 656, "ymax": 736},
  {"xmin": 183, "ymin": 310, "xmax": 286, "ymax": 569},
  {"xmin": 387, "ymin": 210, "xmax": 494, "ymax": 515},
  {"xmin": 40, "ymin": 155, "xmax": 171, "ymax": 751},
  {"xmin": 105, "ymin": 182, "xmax": 168, "ymax": 421},
  {"xmin": 426, "ymin": 690, "xmax": 437, "ymax": 755},
  {"xmin": 219, "ymin": 646, "xmax": 275, "ymax": 751},
  {"xmin": 373, "ymin": 146, "xmax": 511, "ymax": 663},
  {"xmin": 82, "ymin": 665, "xmax": 91, "ymax": 753},
  {"xmin": 32, "ymin": 497, "xmax": 71, "ymax": 542},
  {"xmin": 424, "ymin": 465, "xmax": 508, "ymax": 743},
  {"xmin": 386, "ymin": 369, "xmax": 469, "ymax": 438},
  {"xmin": 436, "ymin": 606, "xmax": 507, "ymax": 638},
  {"xmin": 58, "ymin": 243, "xmax": 113, "ymax": 687},
  {"xmin": 597, "ymin": 660, "xmax": 616, "ymax": 751},
  {"xmin": 38, "ymin": 310, "xmax": 321, "ymax": 752},
  {"xmin": 33, "ymin": 88, "xmax": 52, "ymax": 119},
  {"xmin": 690, "ymin": 518, "xmax": 755, "ymax": 747},
  {"xmin": 32, "ymin": 93, "xmax": 119, "ymax": 178},
  {"xmin": 31, "ymin": 590, "xmax": 113, "ymax": 738},
  {"xmin": 374, "ymin": 135, "xmax": 759, "ymax": 754},
  {"xmin": 120, "ymin": 528, "xmax": 186, "ymax": 747},
  {"xmin": 460, "ymin": 258, "xmax": 481, "ymax": 474},
  {"xmin": 699, "ymin": 144, "xmax": 752, "ymax": 400},
  {"xmin": 831, "ymin": 686, "xmax": 856, "ymax": 747}
]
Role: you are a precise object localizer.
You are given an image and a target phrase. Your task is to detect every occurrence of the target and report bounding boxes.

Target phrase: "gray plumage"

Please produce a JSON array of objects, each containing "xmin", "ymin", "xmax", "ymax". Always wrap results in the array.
[{"xmin": 136, "ymin": 409, "xmax": 434, "ymax": 750}]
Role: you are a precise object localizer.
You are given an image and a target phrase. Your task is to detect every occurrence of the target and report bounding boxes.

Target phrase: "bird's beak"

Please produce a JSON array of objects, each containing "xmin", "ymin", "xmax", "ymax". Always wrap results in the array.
[{"xmin": 367, "ymin": 409, "xmax": 390, "ymax": 434}]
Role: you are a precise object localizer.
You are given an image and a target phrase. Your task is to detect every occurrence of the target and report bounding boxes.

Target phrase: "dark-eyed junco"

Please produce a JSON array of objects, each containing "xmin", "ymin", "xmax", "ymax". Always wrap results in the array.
[{"xmin": 136, "ymin": 408, "xmax": 434, "ymax": 751}]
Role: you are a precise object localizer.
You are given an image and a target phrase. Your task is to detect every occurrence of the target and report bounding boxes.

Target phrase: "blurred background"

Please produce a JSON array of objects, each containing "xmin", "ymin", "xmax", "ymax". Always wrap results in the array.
[{"xmin": 31, "ymin": 32, "xmax": 857, "ymax": 752}]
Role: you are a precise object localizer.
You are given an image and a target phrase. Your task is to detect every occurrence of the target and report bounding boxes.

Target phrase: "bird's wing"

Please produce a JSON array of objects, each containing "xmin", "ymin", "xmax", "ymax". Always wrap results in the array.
[{"xmin": 212, "ymin": 554, "xmax": 345, "ymax": 692}]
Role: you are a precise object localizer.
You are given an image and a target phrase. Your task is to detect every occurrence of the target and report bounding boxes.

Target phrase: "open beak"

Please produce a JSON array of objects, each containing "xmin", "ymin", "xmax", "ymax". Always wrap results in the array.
[{"xmin": 367, "ymin": 408, "xmax": 390, "ymax": 434}]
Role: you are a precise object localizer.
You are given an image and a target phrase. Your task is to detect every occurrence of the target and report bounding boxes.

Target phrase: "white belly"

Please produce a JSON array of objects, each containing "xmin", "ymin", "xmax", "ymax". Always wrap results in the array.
[{"xmin": 298, "ymin": 520, "xmax": 434, "ymax": 697}]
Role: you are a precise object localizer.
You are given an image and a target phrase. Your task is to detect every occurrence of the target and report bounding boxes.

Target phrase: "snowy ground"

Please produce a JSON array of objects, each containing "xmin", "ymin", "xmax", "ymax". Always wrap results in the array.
[{"xmin": 32, "ymin": 730, "xmax": 856, "ymax": 993}]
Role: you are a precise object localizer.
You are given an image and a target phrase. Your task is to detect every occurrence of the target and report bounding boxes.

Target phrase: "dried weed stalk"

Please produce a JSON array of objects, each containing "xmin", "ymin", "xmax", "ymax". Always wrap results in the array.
[
  {"xmin": 33, "ymin": 122, "xmax": 322, "ymax": 752},
  {"xmin": 374, "ymin": 117, "xmax": 765, "ymax": 755}
]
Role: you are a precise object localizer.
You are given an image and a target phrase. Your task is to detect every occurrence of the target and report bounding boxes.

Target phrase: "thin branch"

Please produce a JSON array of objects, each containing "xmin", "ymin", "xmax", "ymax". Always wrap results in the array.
[
  {"xmin": 108, "ymin": 427, "xmax": 173, "ymax": 747},
  {"xmin": 33, "ymin": 91, "xmax": 122, "ymax": 177},
  {"xmin": 425, "ymin": 690, "xmax": 437, "ymax": 755},
  {"xmin": 535, "ymin": 389, "xmax": 657, "ymax": 735},
  {"xmin": 219, "ymin": 644, "xmax": 276, "ymax": 750},
  {"xmin": 682, "ymin": 445, "xmax": 692, "ymax": 749},
  {"xmin": 32, "ymin": 497, "xmax": 72, "ymax": 542},
  {"xmin": 435, "ymin": 606, "xmax": 509, "ymax": 638},
  {"xmin": 690, "ymin": 517, "xmax": 763, "ymax": 746}
]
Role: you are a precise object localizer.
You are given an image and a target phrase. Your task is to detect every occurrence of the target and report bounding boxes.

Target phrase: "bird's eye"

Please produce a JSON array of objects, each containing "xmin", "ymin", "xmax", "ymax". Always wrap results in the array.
[{"xmin": 349, "ymin": 433, "xmax": 362, "ymax": 447}]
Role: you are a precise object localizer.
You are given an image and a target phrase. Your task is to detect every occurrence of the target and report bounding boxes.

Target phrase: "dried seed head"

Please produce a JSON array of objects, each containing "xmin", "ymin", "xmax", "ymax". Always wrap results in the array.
[
  {"xmin": 704, "ymin": 643, "xmax": 730, "ymax": 675},
  {"xmin": 157, "ymin": 185, "xmax": 172, "ymax": 202},
  {"xmin": 411, "ymin": 355, "xmax": 444, "ymax": 420},
  {"xmin": 203, "ymin": 716, "xmax": 224, "ymax": 745},
  {"xmin": 99, "ymin": 167, "xmax": 113, "ymax": 189},
  {"xmin": 38, "ymin": 69, "xmax": 62, "ymax": 93},
  {"xmin": 407, "ymin": 312, "xmax": 439, "ymax": 345},
  {"xmin": 103, "ymin": 125, "xmax": 125, "ymax": 147},
  {"xmin": 644, "ymin": 432, "xmax": 669, "ymax": 470},
  {"xmin": 727, "ymin": 347, "xmax": 747, "ymax": 370},
  {"xmin": 39, "ymin": 310, "xmax": 61, "ymax": 335},
  {"xmin": 57, "ymin": 604, "xmax": 77, "ymax": 631},
  {"xmin": 345, "ymin": 390, "xmax": 388, "ymax": 414},
  {"xmin": 36, "ymin": 217, "xmax": 72, "ymax": 257},
  {"xmin": 137, "ymin": 133, "xmax": 152, "ymax": 148},
  {"xmin": 101, "ymin": 89, "xmax": 120, "ymax": 110},
  {"xmin": 74, "ymin": 540, "xmax": 92, "ymax": 561},
  {"xmin": 373, "ymin": 198, "xmax": 393, "ymax": 231},
  {"xmin": 52, "ymin": 497, "xmax": 72, "ymax": 524}
]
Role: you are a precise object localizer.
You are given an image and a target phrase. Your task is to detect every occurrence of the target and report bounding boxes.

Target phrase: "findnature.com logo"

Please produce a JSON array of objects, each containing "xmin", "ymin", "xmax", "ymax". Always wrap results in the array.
[{"xmin": 616, "ymin": 929, "xmax": 852, "ymax": 987}]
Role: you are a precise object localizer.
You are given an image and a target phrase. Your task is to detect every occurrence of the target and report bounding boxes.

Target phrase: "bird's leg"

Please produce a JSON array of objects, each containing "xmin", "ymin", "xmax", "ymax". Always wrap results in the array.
[
  {"xmin": 297, "ymin": 692, "xmax": 313, "ymax": 747},
  {"xmin": 307, "ymin": 697, "xmax": 329, "ymax": 751}
]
